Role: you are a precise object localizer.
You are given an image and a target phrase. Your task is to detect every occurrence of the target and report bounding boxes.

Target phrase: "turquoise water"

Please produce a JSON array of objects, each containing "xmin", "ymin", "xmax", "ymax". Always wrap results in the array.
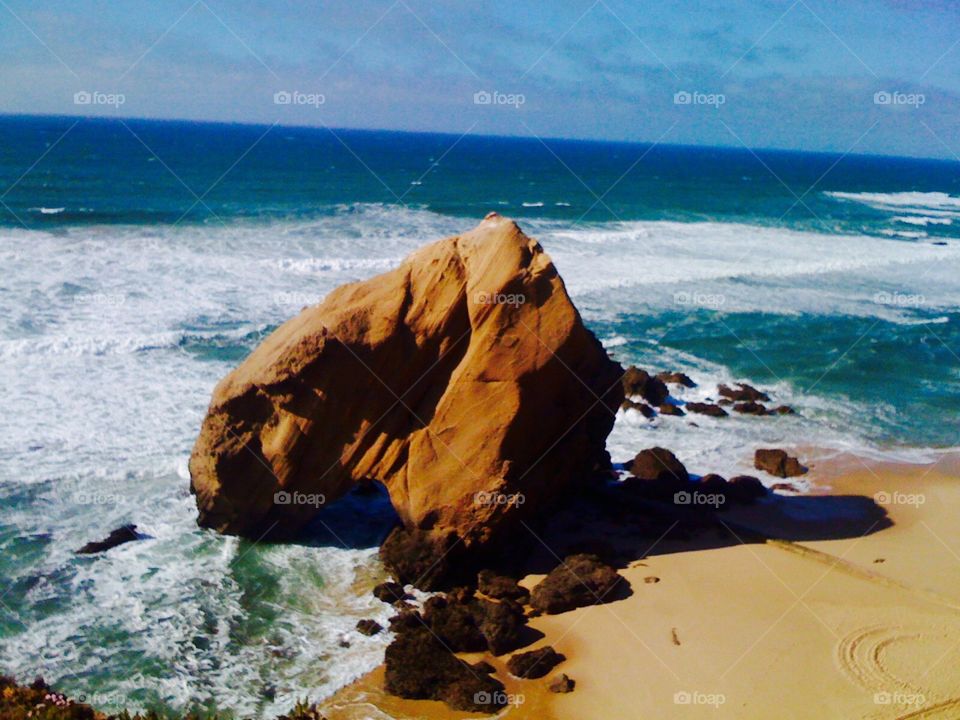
[{"xmin": 0, "ymin": 114, "xmax": 958, "ymax": 716}]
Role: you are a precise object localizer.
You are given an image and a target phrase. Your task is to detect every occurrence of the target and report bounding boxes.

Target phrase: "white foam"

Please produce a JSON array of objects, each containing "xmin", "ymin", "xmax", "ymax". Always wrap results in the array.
[
  {"xmin": 826, "ymin": 190, "xmax": 960, "ymax": 215},
  {"xmin": 893, "ymin": 215, "xmax": 953, "ymax": 226}
]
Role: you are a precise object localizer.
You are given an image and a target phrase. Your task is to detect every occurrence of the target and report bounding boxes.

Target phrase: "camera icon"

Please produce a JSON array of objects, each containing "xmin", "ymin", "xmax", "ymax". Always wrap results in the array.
[
  {"xmin": 274, "ymin": 91, "xmax": 292, "ymax": 105},
  {"xmin": 473, "ymin": 691, "xmax": 491, "ymax": 705},
  {"xmin": 873, "ymin": 491, "xmax": 890, "ymax": 505},
  {"xmin": 674, "ymin": 91, "xmax": 692, "ymax": 105},
  {"xmin": 474, "ymin": 90, "xmax": 492, "ymax": 105},
  {"xmin": 874, "ymin": 91, "xmax": 892, "ymax": 105},
  {"xmin": 74, "ymin": 91, "xmax": 92, "ymax": 105},
  {"xmin": 674, "ymin": 691, "xmax": 692, "ymax": 704},
  {"xmin": 674, "ymin": 491, "xmax": 691, "ymax": 505},
  {"xmin": 874, "ymin": 691, "xmax": 892, "ymax": 705},
  {"xmin": 274, "ymin": 490, "xmax": 292, "ymax": 505}
]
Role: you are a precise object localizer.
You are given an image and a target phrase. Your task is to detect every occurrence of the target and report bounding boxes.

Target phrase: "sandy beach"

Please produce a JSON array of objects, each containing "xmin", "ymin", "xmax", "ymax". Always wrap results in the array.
[{"xmin": 318, "ymin": 451, "xmax": 960, "ymax": 720}]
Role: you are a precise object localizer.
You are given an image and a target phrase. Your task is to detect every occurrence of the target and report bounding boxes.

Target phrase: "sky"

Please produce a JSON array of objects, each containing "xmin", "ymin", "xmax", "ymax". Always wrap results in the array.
[{"xmin": 1, "ymin": 0, "xmax": 960, "ymax": 159}]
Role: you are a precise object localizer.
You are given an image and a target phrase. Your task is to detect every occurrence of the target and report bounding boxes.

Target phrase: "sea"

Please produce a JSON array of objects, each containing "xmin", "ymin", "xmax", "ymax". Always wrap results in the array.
[{"xmin": 1, "ymin": 114, "xmax": 958, "ymax": 717}]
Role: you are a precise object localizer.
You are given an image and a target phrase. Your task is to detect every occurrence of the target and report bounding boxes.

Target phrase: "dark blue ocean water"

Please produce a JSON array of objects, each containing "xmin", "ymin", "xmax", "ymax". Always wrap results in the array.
[{"xmin": 0, "ymin": 114, "xmax": 958, "ymax": 716}]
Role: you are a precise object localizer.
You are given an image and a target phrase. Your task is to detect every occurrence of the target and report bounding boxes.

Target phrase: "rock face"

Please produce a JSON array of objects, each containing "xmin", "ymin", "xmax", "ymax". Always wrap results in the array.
[{"xmin": 190, "ymin": 214, "xmax": 622, "ymax": 575}]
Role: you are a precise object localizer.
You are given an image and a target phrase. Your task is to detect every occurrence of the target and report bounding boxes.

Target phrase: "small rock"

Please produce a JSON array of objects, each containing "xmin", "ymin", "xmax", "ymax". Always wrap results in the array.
[
  {"xmin": 622, "ymin": 367, "xmax": 669, "ymax": 406},
  {"xmin": 644, "ymin": 576, "xmax": 660, "ymax": 584},
  {"xmin": 733, "ymin": 401, "xmax": 768, "ymax": 415},
  {"xmin": 754, "ymin": 448, "xmax": 807, "ymax": 478},
  {"xmin": 658, "ymin": 403, "xmax": 685, "ymax": 416},
  {"xmin": 771, "ymin": 482, "xmax": 799, "ymax": 493},
  {"xmin": 548, "ymin": 673, "xmax": 576, "ymax": 693},
  {"xmin": 373, "ymin": 581, "xmax": 407, "ymax": 604},
  {"xmin": 356, "ymin": 619, "xmax": 383, "ymax": 636},
  {"xmin": 698, "ymin": 474, "xmax": 727, "ymax": 493},
  {"xmin": 628, "ymin": 447, "xmax": 689, "ymax": 484},
  {"xmin": 507, "ymin": 646, "xmax": 565, "ymax": 679},
  {"xmin": 773, "ymin": 405, "xmax": 796, "ymax": 415},
  {"xmin": 76, "ymin": 524, "xmax": 141, "ymax": 555},
  {"xmin": 477, "ymin": 570, "xmax": 530, "ymax": 603},
  {"xmin": 622, "ymin": 398, "xmax": 656, "ymax": 418},
  {"xmin": 656, "ymin": 371, "xmax": 696, "ymax": 388},
  {"xmin": 718, "ymin": 383, "xmax": 770, "ymax": 402},
  {"xmin": 685, "ymin": 402, "xmax": 728, "ymax": 418}
]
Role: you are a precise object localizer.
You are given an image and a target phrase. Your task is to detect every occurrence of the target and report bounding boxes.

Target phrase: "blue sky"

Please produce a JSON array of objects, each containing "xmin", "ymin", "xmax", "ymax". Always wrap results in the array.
[{"xmin": 2, "ymin": 0, "xmax": 960, "ymax": 158}]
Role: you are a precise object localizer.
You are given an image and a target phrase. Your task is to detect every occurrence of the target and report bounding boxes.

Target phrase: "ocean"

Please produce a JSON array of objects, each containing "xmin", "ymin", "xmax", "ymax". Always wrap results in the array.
[{"xmin": 1, "ymin": 114, "xmax": 958, "ymax": 717}]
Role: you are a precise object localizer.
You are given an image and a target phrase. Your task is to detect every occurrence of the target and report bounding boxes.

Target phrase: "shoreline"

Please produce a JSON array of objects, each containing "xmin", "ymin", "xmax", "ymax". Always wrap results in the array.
[{"xmin": 316, "ymin": 449, "xmax": 960, "ymax": 720}]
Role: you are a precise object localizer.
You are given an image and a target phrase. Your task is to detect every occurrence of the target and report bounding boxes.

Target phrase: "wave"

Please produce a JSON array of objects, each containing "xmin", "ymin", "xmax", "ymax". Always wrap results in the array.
[
  {"xmin": 826, "ymin": 190, "xmax": 960, "ymax": 218},
  {"xmin": 893, "ymin": 215, "xmax": 953, "ymax": 226}
]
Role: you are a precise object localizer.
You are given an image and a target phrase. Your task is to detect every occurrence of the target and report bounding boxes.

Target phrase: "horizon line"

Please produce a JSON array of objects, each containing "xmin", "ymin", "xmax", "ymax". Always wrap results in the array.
[{"xmin": 2, "ymin": 111, "xmax": 958, "ymax": 167}]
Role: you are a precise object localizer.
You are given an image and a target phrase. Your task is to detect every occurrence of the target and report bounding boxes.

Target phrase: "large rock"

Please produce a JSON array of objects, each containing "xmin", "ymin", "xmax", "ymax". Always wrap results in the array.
[
  {"xmin": 384, "ymin": 626, "xmax": 505, "ymax": 711},
  {"xmin": 530, "ymin": 553, "xmax": 623, "ymax": 614},
  {"xmin": 190, "ymin": 214, "xmax": 622, "ymax": 578}
]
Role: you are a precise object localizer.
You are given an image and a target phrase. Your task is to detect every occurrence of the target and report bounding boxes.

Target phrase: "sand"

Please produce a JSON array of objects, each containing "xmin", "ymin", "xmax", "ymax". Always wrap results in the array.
[{"xmin": 318, "ymin": 452, "xmax": 960, "ymax": 720}]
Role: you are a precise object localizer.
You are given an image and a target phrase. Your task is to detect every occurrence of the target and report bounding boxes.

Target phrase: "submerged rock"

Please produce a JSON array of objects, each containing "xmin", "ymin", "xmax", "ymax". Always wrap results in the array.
[
  {"xmin": 754, "ymin": 449, "xmax": 807, "ymax": 478},
  {"xmin": 656, "ymin": 371, "xmax": 695, "ymax": 388},
  {"xmin": 372, "ymin": 581, "xmax": 408, "ymax": 604},
  {"xmin": 685, "ymin": 402, "xmax": 728, "ymax": 417},
  {"xmin": 733, "ymin": 401, "xmax": 768, "ymax": 415},
  {"xmin": 718, "ymin": 383, "xmax": 770, "ymax": 402},
  {"xmin": 530, "ymin": 553, "xmax": 623, "ymax": 614},
  {"xmin": 658, "ymin": 403, "xmax": 685, "ymax": 416},
  {"xmin": 356, "ymin": 619, "xmax": 383, "ymax": 636},
  {"xmin": 189, "ymin": 214, "xmax": 622, "ymax": 587},
  {"xmin": 76, "ymin": 524, "xmax": 140, "ymax": 555}
]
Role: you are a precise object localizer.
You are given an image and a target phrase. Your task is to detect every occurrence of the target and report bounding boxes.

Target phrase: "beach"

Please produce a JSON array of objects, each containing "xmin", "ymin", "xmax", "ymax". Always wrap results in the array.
[{"xmin": 317, "ymin": 452, "xmax": 960, "ymax": 720}]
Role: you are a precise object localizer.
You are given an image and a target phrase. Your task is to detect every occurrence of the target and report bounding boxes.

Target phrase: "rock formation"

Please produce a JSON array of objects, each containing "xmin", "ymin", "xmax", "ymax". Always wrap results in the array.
[{"xmin": 189, "ymin": 214, "xmax": 622, "ymax": 584}]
